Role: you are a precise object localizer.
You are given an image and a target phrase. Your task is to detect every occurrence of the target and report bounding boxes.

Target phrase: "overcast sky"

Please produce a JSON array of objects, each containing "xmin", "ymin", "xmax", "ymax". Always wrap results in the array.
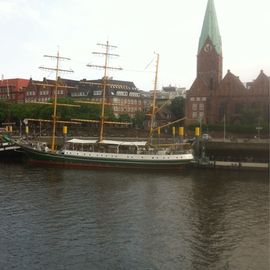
[{"xmin": 1, "ymin": 0, "xmax": 269, "ymax": 90}]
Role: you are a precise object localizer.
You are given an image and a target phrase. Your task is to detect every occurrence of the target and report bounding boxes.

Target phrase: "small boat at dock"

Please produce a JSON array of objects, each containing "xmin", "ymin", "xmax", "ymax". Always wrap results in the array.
[{"xmin": 0, "ymin": 137, "xmax": 22, "ymax": 160}]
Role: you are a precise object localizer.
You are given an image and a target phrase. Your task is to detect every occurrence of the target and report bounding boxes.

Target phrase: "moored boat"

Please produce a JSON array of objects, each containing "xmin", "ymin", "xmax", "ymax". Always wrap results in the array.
[
  {"xmin": 0, "ymin": 136, "xmax": 23, "ymax": 160},
  {"xmin": 0, "ymin": 140, "xmax": 20, "ymax": 154},
  {"xmin": 3, "ymin": 136, "xmax": 193, "ymax": 169},
  {"xmin": 2, "ymin": 44, "xmax": 194, "ymax": 170}
]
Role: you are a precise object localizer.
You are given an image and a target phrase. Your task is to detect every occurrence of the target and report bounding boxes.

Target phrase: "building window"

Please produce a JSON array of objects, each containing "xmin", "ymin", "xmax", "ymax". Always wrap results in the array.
[
  {"xmin": 192, "ymin": 103, "xmax": 198, "ymax": 111},
  {"xmin": 199, "ymin": 111, "xmax": 204, "ymax": 118},
  {"xmin": 129, "ymin": 92, "xmax": 139, "ymax": 97},
  {"xmin": 190, "ymin": 97, "xmax": 195, "ymax": 101},
  {"xmin": 192, "ymin": 112, "xmax": 197, "ymax": 118},
  {"xmin": 93, "ymin": 91, "xmax": 102, "ymax": 96},
  {"xmin": 199, "ymin": 103, "xmax": 204, "ymax": 111}
]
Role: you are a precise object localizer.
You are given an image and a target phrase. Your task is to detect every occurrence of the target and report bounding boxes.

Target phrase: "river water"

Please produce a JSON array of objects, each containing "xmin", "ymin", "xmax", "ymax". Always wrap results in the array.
[{"xmin": 0, "ymin": 162, "xmax": 269, "ymax": 270}]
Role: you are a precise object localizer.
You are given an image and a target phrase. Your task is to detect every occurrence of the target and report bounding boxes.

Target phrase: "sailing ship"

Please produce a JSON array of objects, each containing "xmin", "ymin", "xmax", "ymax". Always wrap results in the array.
[{"xmin": 2, "ymin": 42, "xmax": 194, "ymax": 170}]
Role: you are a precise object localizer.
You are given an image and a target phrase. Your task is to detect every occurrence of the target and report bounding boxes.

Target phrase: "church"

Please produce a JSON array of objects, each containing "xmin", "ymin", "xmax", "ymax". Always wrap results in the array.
[{"xmin": 186, "ymin": 0, "xmax": 269, "ymax": 125}]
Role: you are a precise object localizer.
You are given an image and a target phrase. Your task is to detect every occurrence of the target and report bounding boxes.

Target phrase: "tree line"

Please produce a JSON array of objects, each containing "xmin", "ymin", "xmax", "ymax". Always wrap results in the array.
[{"xmin": 0, "ymin": 97, "xmax": 268, "ymax": 135}]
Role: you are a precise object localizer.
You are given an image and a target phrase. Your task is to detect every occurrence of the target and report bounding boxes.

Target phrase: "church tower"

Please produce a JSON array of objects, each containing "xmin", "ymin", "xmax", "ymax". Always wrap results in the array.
[{"xmin": 197, "ymin": 0, "xmax": 222, "ymax": 90}]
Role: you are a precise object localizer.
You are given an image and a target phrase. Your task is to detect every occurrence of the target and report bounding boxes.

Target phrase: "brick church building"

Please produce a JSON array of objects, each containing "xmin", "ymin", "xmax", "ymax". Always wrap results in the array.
[{"xmin": 186, "ymin": 0, "xmax": 269, "ymax": 125}]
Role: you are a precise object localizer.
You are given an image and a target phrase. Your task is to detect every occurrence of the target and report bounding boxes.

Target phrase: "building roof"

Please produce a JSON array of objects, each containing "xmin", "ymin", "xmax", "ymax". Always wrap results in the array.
[
  {"xmin": 248, "ymin": 70, "xmax": 270, "ymax": 96},
  {"xmin": 215, "ymin": 70, "xmax": 246, "ymax": 96},
  {"xmin": 187, "ymin": 76, "xmax": 209, "ymax": 96},
  {"xmin": 0, "ymin": 78, "xmax": 29, "ymax": 91},
  {"xmin": 81, "ymin": 78, "xmax": 137, "ymax": 91},
  {"xmin": 198, "ymin": 0, "xmax": 222, "ymax": 55}
]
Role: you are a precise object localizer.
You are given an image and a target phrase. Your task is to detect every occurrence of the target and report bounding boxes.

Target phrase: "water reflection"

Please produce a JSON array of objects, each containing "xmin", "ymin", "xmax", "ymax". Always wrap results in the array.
[
  {"xmin": 189, "ymin": 171, "xmax": 230, "ymax": 269},
  {"xmin": 0, "ymin": 164, "xmax": 268, "ymax": 270},
  {"xmin": 189, "ymin": 170, "xmax": 269, "ymax": 270}
]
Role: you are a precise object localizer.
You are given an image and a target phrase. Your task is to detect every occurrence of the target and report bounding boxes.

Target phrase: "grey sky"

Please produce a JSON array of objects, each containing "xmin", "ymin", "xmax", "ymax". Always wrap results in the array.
[{"xmin": 1, "ymin": 0, "xmax": 269, "ymax": 90}]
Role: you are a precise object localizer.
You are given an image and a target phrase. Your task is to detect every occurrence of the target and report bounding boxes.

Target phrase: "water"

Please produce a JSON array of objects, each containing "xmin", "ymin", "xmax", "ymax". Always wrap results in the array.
[{"xmin": 0, "ymin": 162, "xmax": 269, "ymax": 270}]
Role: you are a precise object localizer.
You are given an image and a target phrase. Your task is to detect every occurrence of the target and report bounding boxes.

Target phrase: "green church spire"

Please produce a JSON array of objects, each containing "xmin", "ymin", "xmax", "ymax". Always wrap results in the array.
[{"xmin": 198, "ymin": 0, "xmax": 222, "ymax": 55}]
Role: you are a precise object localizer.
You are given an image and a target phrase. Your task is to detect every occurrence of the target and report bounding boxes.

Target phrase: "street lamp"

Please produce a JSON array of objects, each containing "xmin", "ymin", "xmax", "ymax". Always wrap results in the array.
[
  {"xmin": 256, "ymin": 126, "xmax": 262, "ymax": 140},
  {"xmin": 256, "ymin": 118, "xmax": 263, "ymax": 140},
  {"xmin": 223, "ymin": 114, "xmax": 226, "ymax": 142}
]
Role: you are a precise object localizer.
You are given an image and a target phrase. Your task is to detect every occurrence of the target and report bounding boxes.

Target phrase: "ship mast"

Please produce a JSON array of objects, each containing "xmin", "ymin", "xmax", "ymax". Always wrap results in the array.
[
  {"xmin": 39, "ymin": 50, "xmax": 73, "ymax": 151},
  {"xmin": 147, "ymin": 53, "xmax": 159, "ymax": 144},
  {"xmin": 87, "ymin": 41, "xmax": 122, "ymax": 141}
]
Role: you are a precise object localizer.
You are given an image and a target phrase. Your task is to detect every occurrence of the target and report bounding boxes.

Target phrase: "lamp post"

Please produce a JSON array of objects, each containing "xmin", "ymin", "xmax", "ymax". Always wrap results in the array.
[
  {"xmin": 256, "ymin": 126, "xmax": 262, "ymax": 140},
  {"xmin": 223, "ymin": 114, "xmax": 226, "ymax": 142},
  {"xmin": 256, "ymin": 118, "xmax": 262, "ymax": 140}
]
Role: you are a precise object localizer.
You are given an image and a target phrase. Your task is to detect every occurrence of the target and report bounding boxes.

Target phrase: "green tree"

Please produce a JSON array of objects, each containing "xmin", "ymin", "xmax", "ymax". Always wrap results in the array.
[
  {"xmin": 10, "ymin": 103, "xmax": 43, "ymax": 122},
  {"xmin": 118, "ymin": 113, "xmax": 131, "ymax": 123},
  {"xmin": 132, "ymin": 111, "xmax": 146, "ymax": 128},
  {"xmin": 169, "ymin": 96, "xmax": 185, "ymax": 119},
  {"xmin": 105, "ymin": 107, "xmax": 116, "ymax": 121},
  {"xmin": 0, "ymin": 99, "xmax": 120, "ymax": 128},
  {"xmin": 239, "ymin": 107, "xmax": 261, "ymax": 125},
  {"xmin": 0, "ymin": 101, "xmax": 8, "ymax": 122}
]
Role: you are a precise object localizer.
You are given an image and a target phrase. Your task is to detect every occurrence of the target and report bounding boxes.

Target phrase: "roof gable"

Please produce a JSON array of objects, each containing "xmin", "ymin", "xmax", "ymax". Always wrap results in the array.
[
  {"xmin": 188, "ymin": 77, "xmax": 210, "ymax": 96},
  {"xmin": 215, "ymin": 70, "xmax": 246, "ymax": 96},
  {"xmin": 249, "ymin": 71, "xmax": 270, "ymax": 96}
]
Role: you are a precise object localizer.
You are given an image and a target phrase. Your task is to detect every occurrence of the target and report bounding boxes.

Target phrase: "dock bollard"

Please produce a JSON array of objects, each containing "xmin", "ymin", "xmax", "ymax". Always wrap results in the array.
[
  {"xmin": 195, "ymin": 127, "xmax": 200, "ymax": 137},
  {"xmin": 179, "ymin": 127, "xmax": 184, "ymax": 143},
  {"xmin": 63, "ymin": 126, "xmax": 68, "ymax": 144},
  {"xmin": 195, "ymin": 127, "xmax": 201, "ymax": 159},
  {"xmin": 172, "ymin": 126, "xmax": 175, "ymax": 144}
]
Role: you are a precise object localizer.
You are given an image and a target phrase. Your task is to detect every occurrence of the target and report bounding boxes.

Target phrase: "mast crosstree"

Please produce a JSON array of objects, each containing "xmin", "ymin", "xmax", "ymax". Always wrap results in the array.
[
  {"xmin": 86, "ymin": 41, "xmax": 122, "ymax": 142},
  {"xmin": 39, "ymin": 50, "xmax": 73, "ymax": 151}
]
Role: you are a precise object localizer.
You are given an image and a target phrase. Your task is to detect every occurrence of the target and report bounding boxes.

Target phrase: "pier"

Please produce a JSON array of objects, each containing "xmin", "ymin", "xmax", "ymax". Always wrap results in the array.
[{"xmin": 192, "ymin": 139, "xmax": 269, "ymax": 171}]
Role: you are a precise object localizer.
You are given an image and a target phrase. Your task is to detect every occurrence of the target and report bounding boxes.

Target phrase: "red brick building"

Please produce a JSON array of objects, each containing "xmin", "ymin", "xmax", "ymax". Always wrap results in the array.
[
  {"xmin": 186, "ymin": 0, "xmax": 269, "ymax": 125},
  {"xmin": 0, "ymin": 78, "xmax": 29, "ymax": 103},
  {"xmin": 25, "ymin": 77, "xmax": 76, "ymax": 103}
]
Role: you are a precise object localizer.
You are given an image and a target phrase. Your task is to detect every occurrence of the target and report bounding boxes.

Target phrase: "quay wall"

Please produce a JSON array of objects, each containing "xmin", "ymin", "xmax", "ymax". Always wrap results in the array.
[{"xmin": 203, "ymin": 141, "xmax": 269, "ymax": 163}]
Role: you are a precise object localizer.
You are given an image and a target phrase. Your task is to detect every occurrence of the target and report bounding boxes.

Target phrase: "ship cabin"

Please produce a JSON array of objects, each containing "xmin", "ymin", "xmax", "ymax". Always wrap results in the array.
[{"xmin": 64, "ymin": 139, "xmax": 149, "ymax": 154}]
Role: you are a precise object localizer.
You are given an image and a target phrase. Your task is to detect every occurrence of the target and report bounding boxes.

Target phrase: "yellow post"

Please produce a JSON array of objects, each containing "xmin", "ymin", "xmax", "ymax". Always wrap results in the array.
[
  {"xmin": 172, "ymin": 126, "xmax": 176, "ymax": 144},
  {"xmin": 63, "ymin": 126, "xmax": 68, "ymax": 135},
  {"xmin": 179, "ymin": 127, "xmax": 184, "ymax": 143},
  {"xmin": 63, "ymin": 125, "xmax": 67, "ymax": 145},
  {"xmin": 157, "ymin": 127, "xmax": 161, "ymax": 144},
  {"xmin": 195, "ymin": 127, "xmax": 200, "ymax": 137},
  {"xmin": 179, "ymin": 127, "xmax": 184, "ymax": 136}
]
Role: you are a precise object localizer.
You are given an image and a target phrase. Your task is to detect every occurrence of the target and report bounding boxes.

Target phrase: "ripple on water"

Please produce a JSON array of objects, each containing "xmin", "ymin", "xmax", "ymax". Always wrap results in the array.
[{"xmin": 0, "ymin": 164, "xmax": 268, "ymax": 270}]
